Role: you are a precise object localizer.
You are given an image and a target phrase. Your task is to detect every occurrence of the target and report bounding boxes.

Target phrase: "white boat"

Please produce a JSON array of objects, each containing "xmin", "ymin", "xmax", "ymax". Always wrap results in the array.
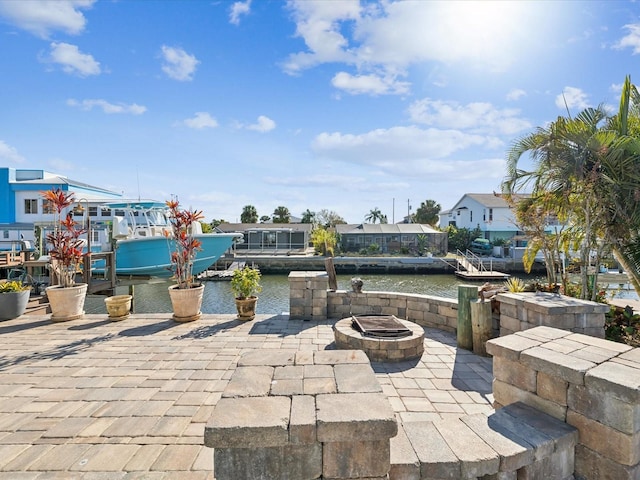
[{"xmin": 93, "ymin": 201, "xmax": 241, "ymax": 278}]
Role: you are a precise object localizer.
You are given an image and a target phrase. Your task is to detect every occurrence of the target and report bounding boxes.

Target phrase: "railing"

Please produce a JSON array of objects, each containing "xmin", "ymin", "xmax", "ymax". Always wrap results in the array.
[{"xmin": 456, "ymin": 249, "xmax": 493, "ymax": 273}]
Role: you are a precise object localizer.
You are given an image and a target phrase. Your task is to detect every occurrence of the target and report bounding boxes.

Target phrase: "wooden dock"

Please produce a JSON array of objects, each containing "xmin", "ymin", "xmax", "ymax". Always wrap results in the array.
[
  {"xmin": 198, "ymin": 261, "xmax": 245, "ymax": 281},
  {"xmin": 453, "ymin": 251, "xmax": 509, "ymax": 281}
]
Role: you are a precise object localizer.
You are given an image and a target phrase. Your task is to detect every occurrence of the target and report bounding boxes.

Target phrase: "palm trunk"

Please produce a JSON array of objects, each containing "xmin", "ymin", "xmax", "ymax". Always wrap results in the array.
[{"xmin": 612, "ymin": 246, "xmax": 640, "ymax": 298}]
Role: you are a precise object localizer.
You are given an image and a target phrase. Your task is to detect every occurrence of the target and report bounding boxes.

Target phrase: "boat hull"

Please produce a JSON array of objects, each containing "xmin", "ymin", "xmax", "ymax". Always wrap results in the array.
[{"xmin": 104, "ymin": 233, "xmax": 239, "ymax": 278}]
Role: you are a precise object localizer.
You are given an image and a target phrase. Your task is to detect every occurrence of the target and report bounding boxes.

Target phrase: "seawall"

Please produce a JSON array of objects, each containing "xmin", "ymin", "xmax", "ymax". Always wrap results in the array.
[{"xmin": 215, "ymin": 254, "xmax": 545, "ymax": 275}]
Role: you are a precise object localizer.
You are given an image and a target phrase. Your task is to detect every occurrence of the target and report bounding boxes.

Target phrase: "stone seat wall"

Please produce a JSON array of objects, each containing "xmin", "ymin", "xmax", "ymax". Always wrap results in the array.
[
  {"xmin": 205, "ymin": 349, "xmax": 398, "ymax": 480},
  {"xmin": 486, "ymin": 326, "xmax": 640, "ymax": 479},
  {"xmin": 392, "ymin": 401, "xmax": 577, "ymax": 480}
]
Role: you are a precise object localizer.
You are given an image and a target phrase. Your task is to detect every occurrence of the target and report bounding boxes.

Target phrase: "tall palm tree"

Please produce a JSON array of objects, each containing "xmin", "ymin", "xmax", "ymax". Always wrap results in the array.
[{"xmin": 365, "ymin": 207, "xmax": 384, "ymax": 224}]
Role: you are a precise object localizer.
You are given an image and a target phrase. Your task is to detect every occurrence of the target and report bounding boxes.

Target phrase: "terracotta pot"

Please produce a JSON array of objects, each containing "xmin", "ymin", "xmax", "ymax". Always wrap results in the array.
[
  {"xmin": 104, "ymin": 294, "xmax": 132, "ymax": 321},
  {"xmin": 46, "ymin": 284, "xmax": 87, "ymax": 322},
  {"xmin": 168, "ymin": 284, "xmax": 204, "ymax": 322},
  {"xmin": 0, "ymin": 290, "xmax": 30, "ymax": 321},
  {"xmin": 235, "ymin": 296, "xmax": 258, "ymax": 321}
]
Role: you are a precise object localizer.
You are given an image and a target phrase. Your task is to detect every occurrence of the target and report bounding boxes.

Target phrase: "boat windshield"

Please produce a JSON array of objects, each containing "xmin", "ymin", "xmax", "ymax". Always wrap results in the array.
[{"xmin": 147, "ymin": 209, "xmax": 169, "ymax": 226}]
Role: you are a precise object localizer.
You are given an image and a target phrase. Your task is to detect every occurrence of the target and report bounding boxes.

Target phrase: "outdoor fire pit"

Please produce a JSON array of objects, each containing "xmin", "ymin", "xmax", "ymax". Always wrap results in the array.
[{"xmin": 333, "ymin": 315, "xmax": 424, "ymax": 362}]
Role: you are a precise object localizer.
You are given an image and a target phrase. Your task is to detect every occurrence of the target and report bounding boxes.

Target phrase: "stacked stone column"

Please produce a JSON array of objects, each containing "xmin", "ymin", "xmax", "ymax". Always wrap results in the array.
[
  {"xmin": 289, "ymin": 271, "xmax": 328, "ymax": 320},
  {"xmin": 487, "ymin": 326, "xmax": 640, "ymax": 479}
]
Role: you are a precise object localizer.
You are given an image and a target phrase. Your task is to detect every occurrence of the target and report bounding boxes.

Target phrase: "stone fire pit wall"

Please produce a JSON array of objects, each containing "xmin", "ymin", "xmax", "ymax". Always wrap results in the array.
[
  {"xmin": 288, "ymin": 271, "xmax": 458, "ymax": 331},
  {"xmin": 486, "ymin": 326, "xmax": 640, "ymax": 479}
]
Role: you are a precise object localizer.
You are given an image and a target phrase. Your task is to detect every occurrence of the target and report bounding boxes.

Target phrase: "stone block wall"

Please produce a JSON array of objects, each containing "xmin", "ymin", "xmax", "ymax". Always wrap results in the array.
[
  {"xmin": 496, "ymin": 292, "xmax": 608, "ymax": 338},
  {"xmin": 486, "ymin": 326, "xmax": 640, "ymax": 480}
]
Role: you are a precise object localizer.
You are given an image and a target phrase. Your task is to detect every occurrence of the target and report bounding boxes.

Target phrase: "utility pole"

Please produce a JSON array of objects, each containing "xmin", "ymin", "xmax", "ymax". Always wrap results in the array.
[{"xmin": 392, "ymin": 198, "xmax": 395, "ymax": 224}]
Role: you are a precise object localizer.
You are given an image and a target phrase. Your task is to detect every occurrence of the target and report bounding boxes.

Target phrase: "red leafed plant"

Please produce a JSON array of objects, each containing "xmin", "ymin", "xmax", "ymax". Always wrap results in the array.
[
  {"xmin": 41, "ymin": 189, "xmax": 87, "ymax": 288},
  {"xmin": 165, "ymin": 199, "xmax": 204, "ymax": 288}
]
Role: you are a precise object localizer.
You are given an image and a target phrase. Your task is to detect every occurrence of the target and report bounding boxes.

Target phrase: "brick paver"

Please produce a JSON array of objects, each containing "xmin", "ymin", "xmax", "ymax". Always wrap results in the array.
[{"xmin": 0, "ymin": 312, "xmax": 493, "ymax": 478}]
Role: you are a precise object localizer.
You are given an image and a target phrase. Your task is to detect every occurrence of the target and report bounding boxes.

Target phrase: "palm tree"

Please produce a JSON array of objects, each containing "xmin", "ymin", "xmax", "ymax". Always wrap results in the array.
[
  {"xmin": 414, "ymin": 199, "xmax": 441, "ymax": 226},
  {"xmin": 240, "ymin": 205, "xmax": 258, "ymax": 224},
  {"xmin": 365, "ymin": 207, "xmax": 384, "ymax": 224},
  {"xmin": 503, "ymin": 76, "xmax": 640, "ymax": 298},
  {"xmin": 272, "ymin": 206, "xmax": 291, "ymax": 224},
  {"xmin": 301, "ymin": 209, "xmax": 316, "ymax": 224}
]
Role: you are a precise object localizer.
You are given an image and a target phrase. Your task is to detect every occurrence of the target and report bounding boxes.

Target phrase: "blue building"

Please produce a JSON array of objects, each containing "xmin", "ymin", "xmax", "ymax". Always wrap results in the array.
[{"xmin": 0, "ymin": 168, "xmax": 122, "ymax": 251}]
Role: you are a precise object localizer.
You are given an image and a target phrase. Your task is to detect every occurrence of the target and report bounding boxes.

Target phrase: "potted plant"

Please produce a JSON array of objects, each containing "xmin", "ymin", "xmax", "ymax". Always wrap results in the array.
[
  {"xmin": 0, "ymin": 280, "xmax": 31, "ymax": 321},
  {"xmin": 104, "ymin": 294, "xmax": 133, "ymax": 321},
  {"xmin": 165, "ymin": 199, "xmax": 205, "ymax": 322},
  {"xmin": 230, "ymin": 266, "xmax": 261, "ymax": 320},
  {"xmin": 42, "ymin": 189, "xmax": 88, "ymax": 321}
]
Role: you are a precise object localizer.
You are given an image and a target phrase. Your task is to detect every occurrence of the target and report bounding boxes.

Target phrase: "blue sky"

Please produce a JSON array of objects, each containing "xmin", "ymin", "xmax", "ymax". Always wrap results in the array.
[{"xmin": 0, "ymin": 1, "xmax": 639, "ymax": 224}]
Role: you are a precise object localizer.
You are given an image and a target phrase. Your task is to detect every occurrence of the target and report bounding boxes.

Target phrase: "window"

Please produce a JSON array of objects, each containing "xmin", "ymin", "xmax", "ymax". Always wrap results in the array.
[
  {"xmin": 24, "ymin": 199, "xmax": 38, "ymax": 214},
  {"xmin": 43, "ymin": 200, "xmax": 55, "ymax": 214},
  {"xmin": 470, "ymin": 211, "xmax": 473, "ymax": 222},
  {"xmin": 91, "ymin": 230, "xmax": 100, "ymax": 243},
  {"xmin": 489, "ymin": 208, "xmax": 493, "ymax": 221},
  {"xmin": 101, "ymin": 208, "xmax": 111, "ymax": 217},
  {"xmin": 89, "ymin": 206, "xmax": 98, "ymax": 217},
  {"xmin": 2, "ymin": 231, "xmax": 8, "ymax": 239}
]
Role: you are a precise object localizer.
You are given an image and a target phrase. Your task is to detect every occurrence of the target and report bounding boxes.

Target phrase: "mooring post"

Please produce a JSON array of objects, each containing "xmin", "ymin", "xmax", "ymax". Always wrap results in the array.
[
  {"xmin": 457, "ymin": 285, "xmax": 477, "ymax": 350},
  {"xmin": 470, "ymin": 299, "xmax": 492, "ymax": 356}
]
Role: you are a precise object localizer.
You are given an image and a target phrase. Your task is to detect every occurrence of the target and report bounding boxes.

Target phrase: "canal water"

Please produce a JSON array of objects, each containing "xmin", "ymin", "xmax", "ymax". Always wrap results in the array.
[
  {"xmin": 85, "ymin": 272, "xmax": 639, "ymax": 315},
  {"xmin": 85, "ymin": 273, "xmax": 476, "ymax": 315}
]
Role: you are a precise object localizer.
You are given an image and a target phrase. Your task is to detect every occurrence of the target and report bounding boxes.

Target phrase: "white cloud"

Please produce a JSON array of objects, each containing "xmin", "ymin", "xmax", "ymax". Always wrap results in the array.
[
  {"xmin": 229, "ymin": 0, "xmax": 251, "ymax": 25},
  {"xmin": 312, "ymin": 126, "xmax": 496, "ymax": 167},
  {"xmin": 282, "ymin": 0, "xmax": 360, "ymax": 75},
  {"xmin": 556, "ymin": 87, "xmax": 590, "ymax": 111},
  {"xmin": 331, "ymin": 71, "xmax": 409, "ymax": 95},
  {"xmin": 613, "ymin": 23, "xmax": 640, "ymax": 54},
  {"xmin": 506, "ymin": 89, "xmax": 526, "ymax": 101},
  {"xmin": 67, "ymin": 98, "xmax": 146, "ymax": 115},
  {"xmin": 407, "ymin": 98, "xmax": 531, "ymax": 136},
  {"xmin": 283, "ymin": 0, "xmax": 556, "ymax": 94},
  {"xmin": 47, "ymin": 42, "xmax": 100, "ymax": 76},
  {"xmin": 0, "ymin": 140, "xmax": 25, "ymax": 163},
  {"xmin": 160, "ymin": 45, "xmax": 199, "ymax": 81},
  {"xmin": 0, "ymin": 0, "xmax": 94, "ymax": 38},
  {"xmin": 246, "ymin": 115, "xmax": 276, "ymax": 132},
  {"xmin": 183, "ymin": 112, "xmax": 218, "ymax": 129}
]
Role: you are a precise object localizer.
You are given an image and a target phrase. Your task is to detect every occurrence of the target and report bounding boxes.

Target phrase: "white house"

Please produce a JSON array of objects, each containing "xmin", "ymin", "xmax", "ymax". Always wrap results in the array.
[{"xmin": 438, "ymin": 193, "xmax": 521, "ymax": 242}]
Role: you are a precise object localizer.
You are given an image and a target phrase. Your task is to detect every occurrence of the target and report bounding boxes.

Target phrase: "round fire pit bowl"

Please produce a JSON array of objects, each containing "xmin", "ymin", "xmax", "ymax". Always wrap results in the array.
[{"xmin": 333, "ymin": 316, "xmax": 424, "ymax": 362}]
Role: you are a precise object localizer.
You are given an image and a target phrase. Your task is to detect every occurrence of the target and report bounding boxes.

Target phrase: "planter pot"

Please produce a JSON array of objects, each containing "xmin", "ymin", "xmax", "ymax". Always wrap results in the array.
[
  {"xmin": 104, "ymin": 294, "xmax": 132, "ymax": 321},
  {"xmin": 0, "ymin": 290, "xmax": 30, "ymax": 321},
  {"xmin": 235, "ymin": 296, "xmax": 258, "ymax": 321},
  {"xmin": 46, "ymin": 284, "xmax": 87, "ymax": 322},
  {"xmin": 168, "ymin": 284, "xmax": 204, "ymax": 322}
]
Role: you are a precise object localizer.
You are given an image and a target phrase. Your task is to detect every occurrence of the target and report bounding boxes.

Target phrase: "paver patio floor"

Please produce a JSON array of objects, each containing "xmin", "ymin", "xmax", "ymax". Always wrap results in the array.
[{"xmin": 0, "ymin": 313, "xmax": 493, "ymax": 479}]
